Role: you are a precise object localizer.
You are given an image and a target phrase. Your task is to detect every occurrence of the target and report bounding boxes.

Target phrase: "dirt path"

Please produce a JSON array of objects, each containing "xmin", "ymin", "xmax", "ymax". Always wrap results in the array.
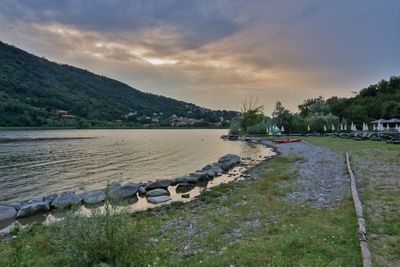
[{"xmin": 261, "ymin": 140, "xmax": 349, "ymax": 207}]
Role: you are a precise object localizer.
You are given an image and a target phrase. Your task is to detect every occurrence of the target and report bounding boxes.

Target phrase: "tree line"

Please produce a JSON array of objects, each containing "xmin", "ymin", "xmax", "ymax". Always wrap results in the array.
[{"xmin": 231, "ymin": 76, "xmax": 400, "ymax": 134}]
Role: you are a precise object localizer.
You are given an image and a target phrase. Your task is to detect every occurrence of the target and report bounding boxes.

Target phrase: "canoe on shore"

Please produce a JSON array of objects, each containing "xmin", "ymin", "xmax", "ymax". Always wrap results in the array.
[{"xmin": 272, "ymin": 138, "xmax": 302, "ymax": 144}]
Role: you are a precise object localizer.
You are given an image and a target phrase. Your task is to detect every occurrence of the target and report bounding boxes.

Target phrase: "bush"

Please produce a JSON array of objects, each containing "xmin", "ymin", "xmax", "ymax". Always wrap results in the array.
[{"xmin": 47, "ymin": 203, "xmax": 153, "ymax": 266}]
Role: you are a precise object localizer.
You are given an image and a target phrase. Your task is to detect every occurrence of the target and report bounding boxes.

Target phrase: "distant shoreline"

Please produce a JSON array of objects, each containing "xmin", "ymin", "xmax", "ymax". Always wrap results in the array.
[{"xmin": 0, "ymin": 127, "xmax": 229, "ymax": 131}]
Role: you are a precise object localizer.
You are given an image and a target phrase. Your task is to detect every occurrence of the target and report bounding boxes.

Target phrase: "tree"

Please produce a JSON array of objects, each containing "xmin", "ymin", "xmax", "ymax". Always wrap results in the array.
[
  {"xmin": 272, "ymin": 101, "xmax": 293, "ymax": 133},
  {"xmin": 239, "ymin": 98, "xmax": 265, "ymax": 134}
]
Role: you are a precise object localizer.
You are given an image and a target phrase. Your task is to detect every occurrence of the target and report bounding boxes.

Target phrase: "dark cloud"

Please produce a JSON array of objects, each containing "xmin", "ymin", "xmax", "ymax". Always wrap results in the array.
[{"xmin": 0, "ymin": 0, "xmax": 399, "ymax": 113}]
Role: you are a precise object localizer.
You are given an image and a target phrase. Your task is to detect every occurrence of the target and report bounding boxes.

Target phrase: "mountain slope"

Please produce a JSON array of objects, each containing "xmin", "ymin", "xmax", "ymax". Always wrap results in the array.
[{"xmin": 0, "ymin": 41, "xmax": 238, "ymax": 127}]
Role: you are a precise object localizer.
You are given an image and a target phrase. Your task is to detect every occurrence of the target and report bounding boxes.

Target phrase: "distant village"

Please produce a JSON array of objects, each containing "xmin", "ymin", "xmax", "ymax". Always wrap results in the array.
[{"xmin": 53, "ymin": 108, "xmax": 231, "ymax": 128}]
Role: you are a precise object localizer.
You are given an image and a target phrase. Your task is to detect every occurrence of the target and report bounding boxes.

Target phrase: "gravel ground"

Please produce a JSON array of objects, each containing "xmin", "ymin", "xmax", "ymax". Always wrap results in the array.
[{"xmin": 261, "ymin": 140, "xmax": 349, "ymax": 207}]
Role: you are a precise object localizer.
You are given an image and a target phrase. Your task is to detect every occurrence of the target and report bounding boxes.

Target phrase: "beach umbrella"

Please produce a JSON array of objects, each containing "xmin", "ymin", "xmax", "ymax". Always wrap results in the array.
[
  {"xmin": 365, "ymin": 123, "xmax": 369, "ymax": 131},
  {"xmin": 323, "ymin": 125, "xmax": 327, "ymax": 132},
  {"xmin": 386, "ymin": 124, "xmax": 390, "ymax": 131},
  {"xmin": 344, "ymin": 124, "xmax": 347, "ymax": 131},
  {"xmin": 340, "ymin": 124, "xmax": 343, "ymax": 131},
  {"xmin": 281, "ymin": 126, "xmax": 285, "ymax": 132},
  {"xmin": 354, "ymin": 124, "xmax": 357, "ymax": 131},
  {"xmin": 395, "ymin": 124, "xmax": 399, "ymax": 131},
  {"xmin": 331, "ymin": 124, "xmax": 335, "ymax": 131},
  {"xmin": 307, "ymin": 125, "xmax": 310, "ymax": 132},
  {"xmin": 350, "ymin": 122, "xmax": 354, "ymax": 131}
]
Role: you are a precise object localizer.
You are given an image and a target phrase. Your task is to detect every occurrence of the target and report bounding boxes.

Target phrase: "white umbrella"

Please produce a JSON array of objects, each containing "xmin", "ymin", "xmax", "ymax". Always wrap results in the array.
[
  {"xmin": 395, "ymin": 124, "xmax": 399, "ymax": 131},
  {"xmin": 350, "ymin": 122, "xmax": 354, "ymax": 131},
  {"xmin": 281, "ymin": 126, "xmax": 285, "ymax": 132},
  {"xmin": 365, "ymin": 123, "xmax": 369, "ymax": 131},
  {"xmin": 398, "ymin": 125, "xmax": 400, "ymax": 133},
  {"xmin": 323, "ymin": 125, "xmax": 327, "ymax": 132},
  {"xmin": 386, "ymin": 124, "xmax": 390, "ymax": 131},
  {"xmin": 307, "ymin": 125, "xmax": 310, "ymax": 132},
  {"xmin": 340, "ymin": 124, "xmax": 343, "ymax": 131},
  {"xmin": 331, "ymin": 124, "xmax": 335, "ymax": 131},
  {"xmin": 344, "ymin": 124, "xmax": 347, "ymax": 131},
  {"xmin": 354, "ymin": 124, "xmax": 357, "ymax": 131}
]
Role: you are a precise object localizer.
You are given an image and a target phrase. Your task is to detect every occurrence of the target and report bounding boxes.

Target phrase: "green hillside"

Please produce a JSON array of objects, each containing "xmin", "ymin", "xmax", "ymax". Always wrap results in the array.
[
  {"xmin": 0, "ymin": 41, "xmax": 238, "ymax": 128},
  {"xmin": 326, "ymin": 76, "xmax": 400, "ymax": 123}
]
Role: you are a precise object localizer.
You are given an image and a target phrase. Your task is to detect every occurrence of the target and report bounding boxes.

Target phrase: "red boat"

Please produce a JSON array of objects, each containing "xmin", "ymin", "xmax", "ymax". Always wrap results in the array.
[{"xmin": 272, "ymin": 138, "xmax": 302, "ymax": 144}]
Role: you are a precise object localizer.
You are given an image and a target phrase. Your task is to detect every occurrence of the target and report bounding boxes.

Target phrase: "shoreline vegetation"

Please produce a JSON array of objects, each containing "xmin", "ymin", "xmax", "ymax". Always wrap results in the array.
[{"xmin": 1, "ymin": 136, "xmax": 398, "ymax": 266}]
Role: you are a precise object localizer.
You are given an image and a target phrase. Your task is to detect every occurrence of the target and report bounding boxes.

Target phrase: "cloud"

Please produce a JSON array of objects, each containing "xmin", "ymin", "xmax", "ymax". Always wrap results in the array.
[{"xmin": 0, "ymin": 0, "xmax": 399, "ymax": 114}]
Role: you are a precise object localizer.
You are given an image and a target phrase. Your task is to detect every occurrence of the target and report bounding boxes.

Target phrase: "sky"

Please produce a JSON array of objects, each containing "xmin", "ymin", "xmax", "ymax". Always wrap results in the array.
[{"xmin": 0, "ymin": 0, "xmax": 399, "ymax": 114}]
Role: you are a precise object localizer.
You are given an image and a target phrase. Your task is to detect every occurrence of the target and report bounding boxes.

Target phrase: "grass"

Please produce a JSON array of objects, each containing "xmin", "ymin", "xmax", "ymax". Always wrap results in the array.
[
  {"xmin": 303, "ymin": 136, "xmax": 400, "ymax": 267},
  {"xmin": 0, "ymin": 151, "xmax": 362, "ymax": 266}
]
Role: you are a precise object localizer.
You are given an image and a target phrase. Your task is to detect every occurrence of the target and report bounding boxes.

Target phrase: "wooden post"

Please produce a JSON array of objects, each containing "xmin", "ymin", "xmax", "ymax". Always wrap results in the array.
[{"xmin": 346, "ymin": 152, "xmax": 372, "ymax": 267}]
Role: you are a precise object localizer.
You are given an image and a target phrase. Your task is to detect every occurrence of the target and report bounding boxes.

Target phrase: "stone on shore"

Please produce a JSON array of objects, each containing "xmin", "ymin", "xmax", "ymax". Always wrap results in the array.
[
  {"xmin": 145, "ymin": 179, "xmax": 172, "ymax": 190},
  {"xmin": 45, "ymin": 193, "xmax": 58, "ymax": 204},
  {"xmin": 218, "ymin": 154, "xmax": 241, "ymax": 170},
  {"xmin": 181, "ymin": 193, "xmax": 190, "ymax": 198},
  {"xmin": 120, "ymin": 182, "xmax": 140, "ymax": 198},
  {"xmin": 17, "ymin": 202, "xmax": 50, "ymax": 218},
  {"xmin": 147, "ymin": 195, "xmax": 172, "ymax": 204},
  {"xmin": 138, "ymin": 186, "xmax": 147, "ymax": 196},
  {"xmin": 28, "ymin": 196, "xmax": 45, "ymax": 204},
  {"xmin": 146, "ymin": 188, "xmax": 170, "ymax": 198},
  {"xmin": 51, "ymin": 192, "xmax": 82, "ymax": 209},
  {"xmin": 173, "ymin": 175, "xmax": 198, "ymax": 184},
  {"xmin": 176, "ymin": 183, "xmax": 194, "ymax": 193},
  {"xmin": 190, "ymin": 171, "xmax": 209, "ymax": 181},
  {"xmin": 0, "ymin": 205, "xmax": 17, "ymax": 222},
  {"xmin": 80, "ymin": 190, "xmax": 106, "ymax": 204}
]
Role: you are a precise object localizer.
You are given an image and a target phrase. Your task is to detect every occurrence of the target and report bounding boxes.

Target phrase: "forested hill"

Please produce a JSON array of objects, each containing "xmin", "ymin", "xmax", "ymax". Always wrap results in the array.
[
  {"xmin": 0, "ymin": 41, "xmax": 238, "ymax": 127},
  {"xmin": 325, "ymin": 76, "xmax": 400, "ymax": 122}
]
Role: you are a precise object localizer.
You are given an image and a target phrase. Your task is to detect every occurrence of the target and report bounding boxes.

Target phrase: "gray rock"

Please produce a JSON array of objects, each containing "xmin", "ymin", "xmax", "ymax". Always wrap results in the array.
[
  {"xmin": 45, "ymin": 193, "xmax": 58, "ymax": 204},
  {"xmin": 174, "ymin": 175, "xmax": 198, "ymax": 184},
  {"xmin": 80, "ymin": 190, "xmax": 105, "ymax": 204},
  {"xmin": 190, "ymin": 171, "xmax": 209, "ymax": 181},
  {"xmin": 138, "ymin": 186, "xmax": 147, "ymax": 196},
  {"xmin": 51, "ymin": 192, "xmax": 82, "ymax": 209},
  {"xmin": 176, "ymin": 183, "xmax": 194, "ymax": 193},
  {"xmin": 146, "ymin": 188, "xmax": 170, "ymax": 197},
  {"xmin": 119, "ymin": 182, "xmax": 139, "ymax": 198},
  {"xmin": 8, "ymin": 202, "xmax": 25, "ymax": 211},
  {"xmin": 147, "ymin": 195, "xmax": 172, "ymax": 204},
  {"xmin": 0, "ymin": 205, "xmax": 17, "ymax": 222},
  {"xmin": 218, "ymin": 154, "xmax": 241, "ymax": 170},
  {"xmin": 17, "ymin": 202, "xmax": 50, "ymax": 218},
  {"xmin": 145, "ymin": 179, "xmax": 172, "ymax": 190},
  {"xmin": 28, "ymin": 196, "xmax": 45, "ymax": 204}
]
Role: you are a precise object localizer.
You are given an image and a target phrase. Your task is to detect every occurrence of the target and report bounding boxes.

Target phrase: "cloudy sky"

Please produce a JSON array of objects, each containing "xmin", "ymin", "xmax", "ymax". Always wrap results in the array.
[{"xmin": 1, "ymin": 1, "xmax": 399, "ymax": 114}]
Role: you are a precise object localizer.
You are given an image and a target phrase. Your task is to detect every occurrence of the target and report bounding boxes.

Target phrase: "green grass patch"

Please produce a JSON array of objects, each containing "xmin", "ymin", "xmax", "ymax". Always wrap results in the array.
[{"xmin": 0, "ymin": 152, "xmax": 361, "ymax": 266}]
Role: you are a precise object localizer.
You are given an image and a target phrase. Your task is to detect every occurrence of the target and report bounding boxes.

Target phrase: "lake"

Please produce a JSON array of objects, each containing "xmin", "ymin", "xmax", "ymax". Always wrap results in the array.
[{"xmin": 0, "ymin": 129, "xmax": 270, "ymax": 203}]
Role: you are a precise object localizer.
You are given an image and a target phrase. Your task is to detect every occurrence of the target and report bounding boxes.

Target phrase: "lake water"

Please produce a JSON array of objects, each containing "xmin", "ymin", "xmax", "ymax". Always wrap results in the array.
[{"xmin": 0, "ymin": 129, "xmax": 270, "ymax": 203}]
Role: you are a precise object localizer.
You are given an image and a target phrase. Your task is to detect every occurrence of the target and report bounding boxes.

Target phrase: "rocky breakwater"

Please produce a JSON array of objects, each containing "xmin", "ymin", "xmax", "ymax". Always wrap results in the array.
[{"xmin": 0, "ymin": 154, "xmax": 242, "ymax": 226}]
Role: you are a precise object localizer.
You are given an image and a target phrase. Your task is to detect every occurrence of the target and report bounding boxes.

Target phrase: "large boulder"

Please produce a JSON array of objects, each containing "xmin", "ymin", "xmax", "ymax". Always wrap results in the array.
[
  {"xmin": 28, "ymin": 196, "xmax": 45, "ymax": 204},
  {"xmin": 0, "ymin": 205, "xmax": 17, "ymax": 222},
  {"xmin": 145, "ymin": 179, "xmax": 172, "ymax": 190},
  {"xmin": 16, "ymin": 202, "xmax": 50, "ymax": 218},
  {"xmin": 146, "ymin": 188, "xmax": 170, "ymax": 198},
  {"xmin": 176, "ymin": 183, "xmax": 194, "ymax": 193},
  {"xmin": 120, "ymin": 182, "xmax": 140, "ymax": 198},
  {"xmin": 218, "ymin": 154, "xmax": 241, "ymax": 170},
  {"xmin": 190, "ymin": 171, "xmax": 209, "ymax": 181},
  {"xmin": 80, "ymin": 190, "xmax": 105, "ymax": 204},
  {"xmin": 173, "ymin": 175, "xmax": 198, "ymax": 184},
  {"xmin": 45, "ymin": 193, "xmax": 58, "ymax": 204},
  {"xmin": 51, "ymin": 192, "xmax": 82, "ymax": 209},
  {"xmin": 147, "ymin": 195, "xmax": 172, "ymax": 204},
  {"xmin": 107, "ymin": 182, "xmax": 139, "ymax": 200}
]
